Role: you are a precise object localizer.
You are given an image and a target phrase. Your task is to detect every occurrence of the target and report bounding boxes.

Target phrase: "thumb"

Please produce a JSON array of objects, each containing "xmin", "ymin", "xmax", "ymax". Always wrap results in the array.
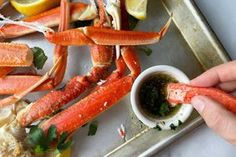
[{"xmin": 191, "ymin": 96, "xmax": 236, "ymax": 144}]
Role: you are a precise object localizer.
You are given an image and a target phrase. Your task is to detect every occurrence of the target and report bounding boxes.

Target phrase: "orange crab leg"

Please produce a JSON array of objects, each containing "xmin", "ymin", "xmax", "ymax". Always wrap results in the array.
[
  {"xmin": 18, "ymin": 48, "xmax": 125, "ymax": 127},
  {"xmin": 41, "ymin": 76, "xmax": 133, "ymax": 133},
  {"xmin": 0, "ymin": 43, "xmax": 33, "ymax": 78},
  {"xmin": 167, "ymin": 83, "xmax": 236, "ymax": 113},
  {"xmin": 46, "ymin": 18, "xmax": 171, "ymax": 46},
  {"xmin": 18, "ymin": 62, "xmax": 112, "ymax": 126},
  {"xmin": 51, "ymin": 0, "xmax": 70, "ymax": 86},
  {"xmin": 40, "ymin": 47, "xmax": 140, "ymax": 134},
  {"xmin": 18, "ymin": 0, "xmax": 113, "ymax": 126},
  {"xmin": 0, "ymin": 0, "xmax": 72, "ymax": 95},
  {"xmin": 0, "ymin": 2, "xmax": 96, "ymax": 39},
  {"xmin": 0, "ymin": 0, "xmax": 69, "ymax": 107},
  {"xmin": 23, "ymin": 0, "xmax": 141, "ymax": 133},
  {"xmin": 0, "ymin": 43, "xmax": 33, "ymax": 67},
  {"xmin": 0, "ymin": 75, "xmax": 53, "ymax": 94}
]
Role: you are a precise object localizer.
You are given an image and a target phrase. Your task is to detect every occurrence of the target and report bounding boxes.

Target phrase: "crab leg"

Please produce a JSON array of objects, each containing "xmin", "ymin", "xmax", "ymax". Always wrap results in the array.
[
  {"xmin": 51, "ymin": 0, "xmax": 70, "ymax": 86},
  {"xmin": 17, "ymin": 63, "xmax": 111, "ymax": 126},
  {"xmin": 0, "ymin": 0, "xmax": 73, "ymax": 95},
  {"xmin": 0, "ymin": 75, "xmax": 56, "ymax": 95},
  {"xmin": 46, "ymin": 18, "xmax": 171, "ymax": 46},
  {"xmin": 18, "ymin": 47, "xmax": 126, "ymax": 127},
  {"xmin": 40, "ymin": 47, "xmax": 141, "ymax": 134},
  {"xmin": 0, "ymin": 43, "xmax": 33, "ymax": 78},
  {"xmin": 20, "ymin": 0, "xmax": 141, "ymax": 133},
  {"xmin": 0, "ymin": 0, "xmax": 70, "ymax": 107},
  {"xmin": 17, "ymin": 0, "xmax": 114, "ymax": 126},
  {"xmin": 0, "ymin": 75, "xmax": 53, "ymax": 94},
  {"xmin": 167, "ymin": 83, "xmax": 236, "ymax": 113},
  {"xmin": 0, "ymin": 43, "xmax": 33, "ymax": 67},
  {"xmin": 0, "ymin": 2, "xmax": 97, "ymax": 39}
]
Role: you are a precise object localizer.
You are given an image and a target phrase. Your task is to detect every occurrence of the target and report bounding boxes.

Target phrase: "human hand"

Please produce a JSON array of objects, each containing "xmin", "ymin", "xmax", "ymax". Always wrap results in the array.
[{"xmin": 190, "ymin": 61, "xmax": 236, "ymax": 145}]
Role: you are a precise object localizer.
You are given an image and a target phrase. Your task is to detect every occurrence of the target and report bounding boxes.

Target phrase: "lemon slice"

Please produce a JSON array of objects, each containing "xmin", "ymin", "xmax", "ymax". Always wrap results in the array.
[
  {"xmin": 125, "ymin": 0, "xmax": 148, "ymax": 20},
  {"xmin": 10, "ymin": 0, "xmax": 61, "ymax": 16},
  {"xmin": 56, "ymin": 148, "xmax": 72, "ymax": 157}
]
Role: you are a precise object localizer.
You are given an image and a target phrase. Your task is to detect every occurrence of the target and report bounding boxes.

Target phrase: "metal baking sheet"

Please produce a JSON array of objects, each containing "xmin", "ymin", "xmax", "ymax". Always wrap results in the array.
[{"xmin": 0, "ymin": 0, "xmax": 230, "ymax": 156}]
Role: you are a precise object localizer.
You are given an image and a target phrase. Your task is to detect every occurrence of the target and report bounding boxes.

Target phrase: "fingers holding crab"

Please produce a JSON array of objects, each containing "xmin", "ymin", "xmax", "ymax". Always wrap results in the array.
[{"xmin": 167, "ymin": 83, "xmax": 236, "ymax": 114}]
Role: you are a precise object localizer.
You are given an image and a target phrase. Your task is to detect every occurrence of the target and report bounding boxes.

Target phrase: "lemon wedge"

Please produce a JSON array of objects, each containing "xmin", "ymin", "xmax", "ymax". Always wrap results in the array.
[
  {"xmin": 46, "ymin": 147, "xmax": 72, "ymax": 157},
  {"xmin": 125, "ymin": 0, "xmax": 148, "ymax": 20},
  {"xmin": 56, "ymin": 148, "xmax": 72, "ymax": 157},
  {"xmin": 10, "ymin": 0, "xmax": 61, "ymax": 16}
]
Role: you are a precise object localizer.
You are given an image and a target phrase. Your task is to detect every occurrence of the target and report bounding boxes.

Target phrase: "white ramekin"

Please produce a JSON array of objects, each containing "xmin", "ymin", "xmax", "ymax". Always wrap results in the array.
[{"xmin": 130, "ymin": 65, "xmax": 193, "ymax": 130}]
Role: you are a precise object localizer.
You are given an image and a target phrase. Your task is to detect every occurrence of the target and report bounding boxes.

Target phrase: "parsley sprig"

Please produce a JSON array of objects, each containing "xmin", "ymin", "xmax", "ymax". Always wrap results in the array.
[
  {"xmin": 27, "ymin": 125, "xmax": 72, "ymax": 155},
  {"xmin": 139, "ymin": 46, "xmax": 153, "ymax": 56},
  {"xmin": 31, "ymin": 47, "xmax": 48, "ymax": 70},
  {"xmin": 88, "ymin": 121, "xmax": 98, "ymax": 136},
  {"xmin": 128, "ymin": 15, "xmax": 139, "ymax": 30}
]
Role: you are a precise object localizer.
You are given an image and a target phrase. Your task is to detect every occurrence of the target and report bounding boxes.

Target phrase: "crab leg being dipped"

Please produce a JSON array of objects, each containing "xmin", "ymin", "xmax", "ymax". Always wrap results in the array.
[{"xmin": 167, "ymin": 83, "xmax": 236, "ymax": 113}]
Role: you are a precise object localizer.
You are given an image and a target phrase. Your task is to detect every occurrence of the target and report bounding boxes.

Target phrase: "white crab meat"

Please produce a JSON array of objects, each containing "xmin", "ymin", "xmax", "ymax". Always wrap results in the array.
[{"xmin": 0, "ymin": 101, "xmax": 32, "ymax": 157}]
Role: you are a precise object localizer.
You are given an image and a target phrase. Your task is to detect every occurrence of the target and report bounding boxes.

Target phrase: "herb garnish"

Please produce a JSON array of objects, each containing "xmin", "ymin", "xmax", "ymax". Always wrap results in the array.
[
  {"xmin": 27, "ymin": 125, "xmax": 56, "ymax": 154},
  {"xmin": 139, "ymin": 46, "xmax": 153, "ymax": 56},
  {"xmin": 27, "ymin": 125, "xmax": 72, "ymax": 154},
  {"xmin": 88, "ymin": 121, "xmax": 98, "ymax": 136},
  {"xmin": 170, "ymin": 123, "xmax": 177, "ymax": 130},
  {"xmin": 178, "ymin": 120, "xmax": 183, "ymax": 126},
  {"xmin": 159, "ymin": 102, "xmax": 170, "ymax": 117},
  {"xmin": 31, "ymin": 47, "xmax": 48, "ymax": 70},
  {"xmin": 154, "ymin": 124, "xmax": 162, "ymax": 131},
  {"xmin": 57, "ymin": 132, "xmax": 73, "ymax": 153},
  {"xmin": 128, "ymin": 14, "xmax": 139, "ymax": 30}
]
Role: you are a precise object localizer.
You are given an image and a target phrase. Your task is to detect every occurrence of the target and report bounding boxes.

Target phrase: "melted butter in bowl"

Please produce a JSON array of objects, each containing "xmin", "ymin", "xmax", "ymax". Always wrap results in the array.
[
  {"xmin": 138, "ymin": 73, "xmax": 181, "ymax": 119},
  {"xmin": 131, "ymin": 65, "xmax": 193, "ymax": 130}
]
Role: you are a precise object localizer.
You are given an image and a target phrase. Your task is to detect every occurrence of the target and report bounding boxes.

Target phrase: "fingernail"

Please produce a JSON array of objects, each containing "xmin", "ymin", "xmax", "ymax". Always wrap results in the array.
[{"xmin": 191, "ymin": 96, "xmax": 205, "ymax": 113}]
